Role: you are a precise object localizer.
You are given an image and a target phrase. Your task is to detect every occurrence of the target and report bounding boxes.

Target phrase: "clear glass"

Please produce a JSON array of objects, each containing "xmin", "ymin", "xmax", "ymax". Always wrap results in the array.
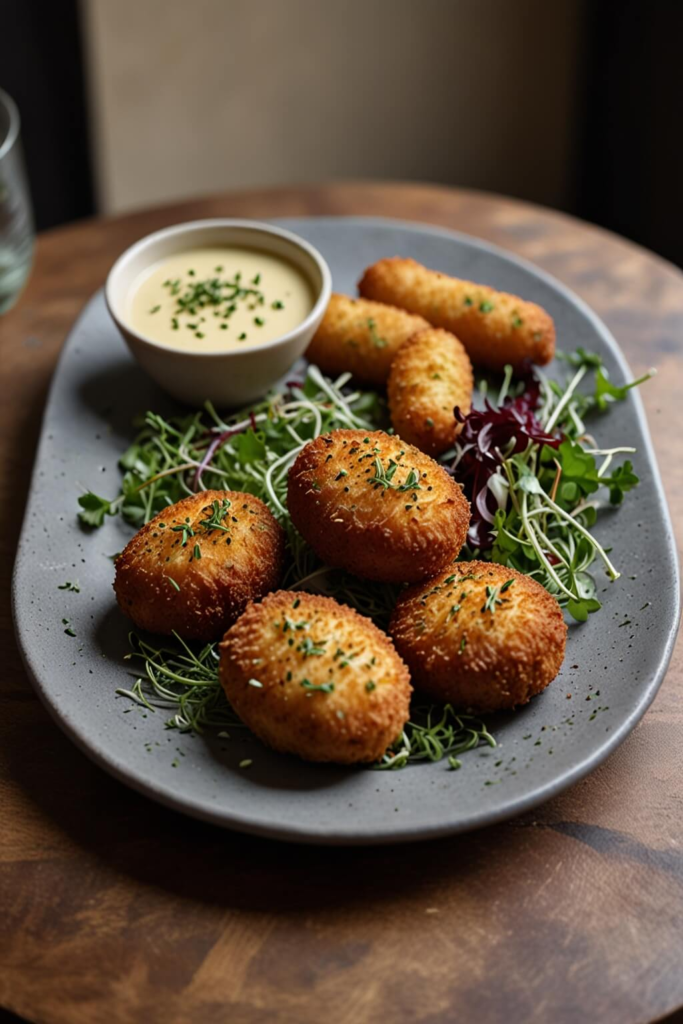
[{"xmin": 0, "ymin": 88, "xmax": 34, "ymax": 313}]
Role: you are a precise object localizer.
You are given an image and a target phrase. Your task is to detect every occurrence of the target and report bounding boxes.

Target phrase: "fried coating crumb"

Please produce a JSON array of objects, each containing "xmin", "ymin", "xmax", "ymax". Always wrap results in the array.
[
  {"xmin": 287, "ymin": 429, "xmax": 470, "ymax": 584},
  {"xmin": 388, "ymin": 327, "xmax": 474, "ymax": 456},
  {"xmin": 359, "ymin": 257, "xmax": 555, "ymax": 371},
  {"xmin": 114, "ymin": 490, "xmax": 285, "ymax": 641},
  {"xmin": 220, "ymin": 590, "xmax": 412, "ymax": 763},
  {"xmin": 389, "ymin": 561, "xmax": 566, "ymax": 712},
  {"xmin": 305, "ymin": 293, "xmax": 430, "ymax": 386}
]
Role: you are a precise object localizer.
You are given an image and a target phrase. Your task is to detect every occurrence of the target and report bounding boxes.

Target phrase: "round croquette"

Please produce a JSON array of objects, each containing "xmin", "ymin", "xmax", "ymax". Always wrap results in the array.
[
  {"xmin": 114, "ymin": 490, "xmax": 285, "ymax": 642},
  {"xmin": 220, "ymin": 590, "xmax": 412, "ymax": 763},
  {"xmin": 389, "ymin": 561, "xmax": 566, "ymax": 712},
  {"xmin": 287, "ymin": 429, "xmax": 471, "ymax": 584}
]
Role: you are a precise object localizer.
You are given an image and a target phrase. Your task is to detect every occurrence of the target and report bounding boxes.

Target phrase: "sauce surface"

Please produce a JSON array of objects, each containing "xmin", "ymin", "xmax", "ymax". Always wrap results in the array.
[{"xmin": 127, "ymin": 247, "xmax": 315, "ymax": 352}]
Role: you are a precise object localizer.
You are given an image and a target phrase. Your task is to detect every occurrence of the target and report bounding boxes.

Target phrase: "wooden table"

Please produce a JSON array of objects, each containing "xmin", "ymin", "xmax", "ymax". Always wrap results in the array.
[{"xmin": 1, "ymin": 183, "xmax": 682, "ymax": 1024}]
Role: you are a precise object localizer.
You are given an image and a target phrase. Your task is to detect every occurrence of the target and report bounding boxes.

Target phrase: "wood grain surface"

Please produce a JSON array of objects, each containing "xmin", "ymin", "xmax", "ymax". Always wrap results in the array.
[{"xmin": 1, "ymin": 182, "xmax": 682, "ymax": 1024}]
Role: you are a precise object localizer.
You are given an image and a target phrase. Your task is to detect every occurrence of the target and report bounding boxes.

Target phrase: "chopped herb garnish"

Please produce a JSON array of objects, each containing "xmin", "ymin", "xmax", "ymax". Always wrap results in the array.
[
  {"xmin": 198, "ymin": 498, "xmax": 231, "ymax": 533},
  {"xmin": 397, "ymin": 468, "xmax": 421, "ymax": 492},
  {"xmin": 171, "ymin": 521, "xmax": 195, "ymax": 546},
  {"xmin": 282, "ymin": 616, "xmax": 309, "ymax": 633},
  {"xmin": 367, "ymin": 318, "xmax": 388, "ymax": 348},
  {"xmin": 300, "ymin": 679, "xmax": 335, "ymax": 694},
  {"xmin": 479, "ymin": 300, "xmax": 495, "ymax": 313},
  {"xmin": 297, "ymin": 636, "xmax": 328, "ymax": 658},
  {"xmin": 482, "ymin": 584, "xmax": 505, "ymax": 614},
  {"xmin": 370, "ymin": 456, "xmax": 399, "ymax": 489},
  {"xmin": 58, "ymin": 581, "xmax": 80, "ymax": 592}
]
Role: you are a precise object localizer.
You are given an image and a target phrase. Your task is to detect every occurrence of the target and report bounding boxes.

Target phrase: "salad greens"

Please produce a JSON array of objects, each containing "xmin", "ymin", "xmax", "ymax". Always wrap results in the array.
[
  {"xmin": 450, "ymin": 353, "xmax": 652, "ymax": 620},
  {"xmin": 80, "ymin": 352, "xmax": 651, "ymax": 766}
]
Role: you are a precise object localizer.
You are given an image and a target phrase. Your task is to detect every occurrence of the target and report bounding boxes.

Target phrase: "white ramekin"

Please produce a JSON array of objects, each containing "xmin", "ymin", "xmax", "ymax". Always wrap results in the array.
[{"xmin": 105, "ymin": 219, "xmax": 331, "ymax": 407}]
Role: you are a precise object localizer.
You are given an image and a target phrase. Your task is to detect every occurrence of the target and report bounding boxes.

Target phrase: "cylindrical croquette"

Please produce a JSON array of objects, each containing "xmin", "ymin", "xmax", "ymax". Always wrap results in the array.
[
  {"xmin": 305, "ymin": 293, "xmax": 430, "ymax": 386},
  {"xmin": 114, "ymin": 490, "xmax": 285, "ymax": 641},
  {"xmin": 387, "ymin": 327, "xmax": 474, "ymax": 456},
  {"xmin": 220, "ymin": 590, "xmax": 412, "ymax": 763},
  {"xmin": 389, "ymin": 561, "xmax": 566, "ymax": 713},
  {"xmin": 358, "ymin": 257, "xmax": 555, "ymax": 371}
]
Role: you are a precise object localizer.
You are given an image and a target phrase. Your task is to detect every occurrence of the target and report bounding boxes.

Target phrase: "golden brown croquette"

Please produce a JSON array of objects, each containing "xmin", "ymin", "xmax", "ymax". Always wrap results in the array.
[
  {"xmin": 287, "ymin": 429, "xmax": 470, "ymax": 584},
  {"xmin": 305, "ymin": 293, "xmax": 430, "ymax": 386},
  {"xmin": 114, "ymin": 490, "xmax": 285, "ymax": 642},
  {"xmin": 220, "ymin": 590, "xmax": 412, "ymax": 763},
  {"xmin": 387, "ymin": 327, "xmax": 474, "ymax": 456},
  {"xmin": 389, "ymin": 561, "xmax": 566, "ymax": 712},
  {"xmin": 358, "ymin": 257, "xmax": 555, "ymax": 371}
]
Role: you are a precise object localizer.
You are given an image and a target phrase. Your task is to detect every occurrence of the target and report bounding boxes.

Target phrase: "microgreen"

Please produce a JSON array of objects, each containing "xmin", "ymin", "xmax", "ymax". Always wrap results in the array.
[
  {"xmin": 450, "ymin": 355, "xmax": 651, "ymax": 621},
  {"xmin": 87, "ymin": 350, "xmax": 647, "ymax": 773},
  {"xmin": 377, "ymin": 705, "xmax": 496, "ymax": 770}
]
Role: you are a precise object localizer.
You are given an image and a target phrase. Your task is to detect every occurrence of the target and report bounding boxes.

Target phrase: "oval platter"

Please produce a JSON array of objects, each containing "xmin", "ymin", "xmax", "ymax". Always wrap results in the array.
[{"xmin": 11, "ymin": 217, "xmax": 680, "ymax": 845}]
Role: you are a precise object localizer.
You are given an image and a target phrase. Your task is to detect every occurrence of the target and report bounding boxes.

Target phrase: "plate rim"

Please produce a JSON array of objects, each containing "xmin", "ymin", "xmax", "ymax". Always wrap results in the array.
[{"xmin": 12, "ymin": 215, "xmax": 681, "ymax": 845}]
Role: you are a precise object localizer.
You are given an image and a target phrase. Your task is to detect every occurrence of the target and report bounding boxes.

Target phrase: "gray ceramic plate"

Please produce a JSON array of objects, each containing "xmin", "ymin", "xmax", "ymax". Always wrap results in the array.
[{"xmin": 12, "ymin": 217, "xmax": 680, "ymax": 845}]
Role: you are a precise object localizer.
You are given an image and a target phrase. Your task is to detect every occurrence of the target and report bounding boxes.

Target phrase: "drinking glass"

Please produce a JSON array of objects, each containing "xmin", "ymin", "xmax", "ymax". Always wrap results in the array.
[{"xmin": 0, "ymin": 88, "xmax": 34, "ymax": 313}]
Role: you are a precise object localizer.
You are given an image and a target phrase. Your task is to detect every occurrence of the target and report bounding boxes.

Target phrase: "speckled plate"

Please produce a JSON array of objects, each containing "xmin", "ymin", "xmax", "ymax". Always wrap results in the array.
[{"xmin": 12, "ymin": 218, "xmax": 680, "ymax": 845}]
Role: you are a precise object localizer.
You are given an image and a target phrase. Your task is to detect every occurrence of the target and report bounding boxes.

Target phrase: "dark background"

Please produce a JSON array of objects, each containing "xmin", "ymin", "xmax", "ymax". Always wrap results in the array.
[{"xmin": 1, "ymin": 0, "xmax": 682, "ymax": 268}]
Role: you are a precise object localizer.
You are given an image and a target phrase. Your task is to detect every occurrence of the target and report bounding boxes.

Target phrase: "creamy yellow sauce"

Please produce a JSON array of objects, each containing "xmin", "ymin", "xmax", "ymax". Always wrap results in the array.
[{"xmin": 126, "ymin": 247, "xmax": 315, "ymax": 352}]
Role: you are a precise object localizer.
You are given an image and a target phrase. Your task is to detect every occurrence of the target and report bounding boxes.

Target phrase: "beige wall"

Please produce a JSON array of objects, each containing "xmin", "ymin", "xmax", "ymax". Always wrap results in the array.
[{"xmin": 82, "ymin": 0, "xmax": 583, "ymax": 215}]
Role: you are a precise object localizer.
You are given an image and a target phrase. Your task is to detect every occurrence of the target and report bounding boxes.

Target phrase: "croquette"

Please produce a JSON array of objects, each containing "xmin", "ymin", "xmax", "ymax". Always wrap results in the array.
[
  {"xmin": 220, "ymin": 590, "xmax": 412, "ymax": 763},
  {"xmin": 358, "ymin": 257, "xmax": 555, "ymax": 372},
  {"xmin": 287, "ymin": 429, "xmax": 470, "ymax": 584},
  {"xmin": 114, "ymin": 490, "xmax": 285, "ymax": 642},
  {"xmin": 305, "ymin": 293, "xmax": 431, "ymax": 386},
  {"xmin": 389, "ymin": 561, "xmax": 566, "ymax": 713},
  {"xmin": 387, "ymin": 327, "xmax": 474, "ymax": 456}
]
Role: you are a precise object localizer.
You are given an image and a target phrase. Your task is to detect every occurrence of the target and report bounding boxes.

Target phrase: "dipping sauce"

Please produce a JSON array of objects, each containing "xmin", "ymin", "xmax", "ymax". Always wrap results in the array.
[{"xmin": 126, "ymin": 247, "xmax": 315, "ymax": 352}]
